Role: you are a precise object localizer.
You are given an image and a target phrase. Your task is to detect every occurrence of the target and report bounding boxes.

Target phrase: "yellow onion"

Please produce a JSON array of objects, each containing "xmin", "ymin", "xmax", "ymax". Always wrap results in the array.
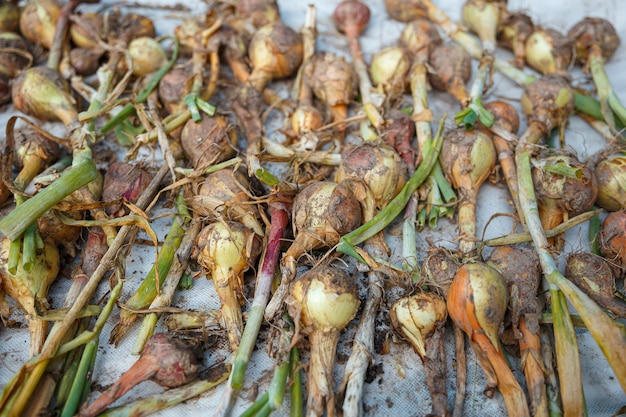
[
  {"xmin": 439, "ymin": 127, "xmax": 496, "ymax": 253},
  {"xmin": 521, "ymin": 74, "xmax": 574, "ymax": 131},
  {"xmin": 19, "ymin": 0, "xmax": 61, "ymax": 50},
  {"xmin": 335, "ymin": 143, "xmax": 409, "ymax": 213},
  {"xmin": 462, "ymin": 0, "xmax": 506, "ymax": 49},
  {"xmin": 370, "ymin": 45, "xmax": 410, "ymax": 96},
  {"xmin": 69, "ymin": 12, "xmax": 103, "ymax": 49},
  {"xmin": 188, "ymin": 168, "xmax": 264, "ymax": 236},
  {"xmin": 598, "ymin": 210, "xmax": 626, "ymax": 278},
  {"xmin": 0, "ymin": 31, "xmax": 32, "ymax": 78},
  {"xmin": 531, "ymin": 149, "xmax": 598, "ymax": 247},
  {"xmin": 11, "ymin": 66, "xmax": 78, "ymax": 126},
  {"xmin": 248, "ymin": 22, "xmax": 303, "ymax": 91},
  {"xmin": 0, "ymin": 1, "xmax": 19, "ymax": 32},
  {"xmin": 566, "ymin": 252, "xmax": 626, "ymax": 319},
  {"xmin": 309, "ymin": 52, "xmax": 357, "ymax": 129},
  {"xmin": 568, "ymin": 17, "xmax": 620, "ymax": 65},
  {"xmin": 594, "ymin": 153, "xmax": 626, "ymax": 211},
  {"xmin": 107, "ymin": 11, "xmax": 155, "ymax": 46},
  {"xmin": 400, "ymin": 19, "xmax": 442, "ymax": 64},
  {"xmin": 180, "ymin": 114, "xmax": 237, "ymax": 171},
  {"xmin": 383, "ymin": 0, "xmax": 427, "ymax": 22},
  {"xmin": 286, "ymin": 264, "xmax": 359, "ymax": 417},
  {"xmin": 127, "ymin": 36, "xmax": 168, "ymax": 77},
  {"xmin": 1, "ymin": 236, "xmax": 60, "ymax": 356},
  {"xmin": 498, "ymin": 12, "xmax": 534, "ymax": 69},
  {"xmin": 390, "ymin": 292, "xmax": 447, "ymax": 359},
  {"xmin": 524, "ymin": 27, "xmax": 573, "ymax": 75},
  {"xmin": 193, "ymin": 221, "xmax": 261, "ymax": 350},
  {"xmin": 428, "ymin": 43, "xmax": 472, "ymax": 105}
]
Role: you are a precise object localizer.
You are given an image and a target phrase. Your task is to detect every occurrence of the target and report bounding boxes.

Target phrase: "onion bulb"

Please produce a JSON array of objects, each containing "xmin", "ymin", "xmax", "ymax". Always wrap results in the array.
[
  {"xmin": 193, "ymin": 221, "xmax": 261, "ymax": 350},
  {"xmin": 428, "ymin": 43, "xmax": 472, "ymax": 105},
  {"xmin": 447, "ymin": 261, "xmax": 530, "ymax": 417},
  {"xmin": 248, "ymin": 22, "xmax": 303, "ymax": 92},
  {"xmin": 383, "ymin": 0, "xmax": 427, "ymax": 22},
  {"xmin": 0, "ymin": 32, "xmax": 32, "ymax": 79},
  {"xmin": 78, "ymin": 333, "xmax": 200, "ymax": 417},
  {"xmin": 594, "ymin": 153, "xmax": 626, "ymax": 211},
  {"xmin": 568, "ymin": 17, "xmax": 620, "ymax": 65},
  {"xmin": 0, "ymin": 2, "xmax": 19, "ymax": 32},
  {"xmin": 521, "ymin": 74, "xmax": 574, "ymax": 131},
  {"xmin": 180, "ymin": 114, "xmax": 237, "ymax": 171},
  {"xmin": 524, "ymin": 27, "xmax": 573, "ymax": 75},
  {"xmin": 69, "ymin": 12, "xmax": 103, "ymax": 49},
  {"xmin": 286, "ymin": 264, "xmax": 359, "ymax": 417},
  {"xmin": 400, "ymin": 19, "xmax": 442, "ymax": 64},
  {"xmin": 126, "ymin": 36, "xmax": 168, "ymax": 77},
  {"xmin": 19, "ymin": 0, "xmax": 61, "ymax": 50},
  {"xmin": 498, "ymin": 12, "xmax": 534, "ymax": 69},
  {"xmin": 102, "ymin": 162, "xmax": 153, "ymax": 218},
  {"xmin": 188, "ymin": 168, "xmax": 264, "ymax": 236},
  {"xmin": 566, "ymin": 252, "xmax": 626, "ymax": 319},
  {"xmin": 598, "ymin": 209, "xmax": 626, "ymax": 279},
  {"xmin": 440, "ymin": 127, "xmax": 496, "ymax": 254},
  {"xmin": 369, "ymin": 45, "xmax": 410, "ymax": 97}
]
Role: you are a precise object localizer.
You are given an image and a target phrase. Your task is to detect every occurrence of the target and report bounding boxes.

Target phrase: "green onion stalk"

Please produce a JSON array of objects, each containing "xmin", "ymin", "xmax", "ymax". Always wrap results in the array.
[
  {"xmin": 454, "ymin": 0, "xmax": 507, "ymax": 128},
  {"xmin": 333, "ymin": 0, "xmax": 384, "ymax": 139},
  {"xmin": 217, "ymin": 195, "xmax": 291, "ymax": 416},
  {"xmin": 401, "ymin": 19, "xmax": 456, "ymax": 228},
  {"xmin": 335, "ymin": 143, "xmax": 408, "ymax": 417},
  {"xmin": 0, "ymin": 166, "xmax": 169, "ymax": 417},
  {"xmin": 515, "ymin": 75, "xmax": 626, "ymax": 413},
  {"xmin": 132, "ymin": 192, "xmax": 198, "ymax": 354},
  {"xmin": 109, "ymin": 190, "xmax": 191, "ymax": 346}
]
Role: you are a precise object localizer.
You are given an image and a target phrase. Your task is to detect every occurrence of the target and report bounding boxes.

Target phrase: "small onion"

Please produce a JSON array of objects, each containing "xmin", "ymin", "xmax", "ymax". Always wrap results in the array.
[
  {"xmin": 188, "ymin": 168, "xmax": 264, "ymax": 236},
  {"xmin": 521, "ymin": 74, "xmax": 574, "ymax": 131},
  {"xmin": 102, "ymin": 162, "xmax": 153, "ymax": 218},
  {"xmin": 524, "ymin": 27, "xmax": 573, "ymax": 75},
  {"xmin": 194, "ymin": 221, "xmax": 261, "ymax": 350},
  {"xmin": 291, "ymin": 103, "xmax": 324, "ymax": 135},
  {"xmin": 594, "ymin": 154, "xmax": 626, "ymax": 212},
  {"xmin": 70, "ymin": 47, "xmax": 105, "ymax": 76},
  {"xmin": 333, "ymin": 0, "xmax": 370, "ymax": 38},
  {"xmin": 383, "ymin": 0, "xmax": 427, "ymax": 23},
  {"xmin": 236, "ymin": 0, "xmax": 280, "ymax": 28},
  {"xmin": 158, "ymin": 67, "xmax": 192, "ymax": 115},
  {"xmin": 428, "ymin": 43, "xmax": 472, "ymax": 104},
  {"xmin": 11, "ymin": 66, "xmax": 78, "ymax": 126},
  {"xmin": 0, "ymin": 1, "xmax": 19, "ymax": 32},
  {"xmin": 498, "ymin": 12, "xmax": 534, "ymax": 69},
  {"xmin": 369, "ymin": 45, "xmax": 410, "ymax": 96},
  {"xmin": 0, "ymin": 32, "xmax": 32, "ymax": 78},
  {"xmin": 70, "ymin": 13, "xmax": 103, "ymax": 49},
  {"xmin": 568, "ymin": 17, "xmax": 620, "ymax": 65},
  {"xmin": 127, "ymin": 37, "xmax": 168, "ymax": 77},
  {"xmin": 19, "ymin": 0, "xmax": 61, "ymax": 50},
  {"xmin": 286, "ymin": 264, "xmax": 359, "ymax": 417},
  {"xmin": 180, "ymin": 114, "xmax": 237, "ymax": 171},
  {"xmin": 400, "ymin": 19, "xmax": 442, "ymax": 64},
  {"xmin": 248, "ymin": 22, "xmax": 303, "ymax": 91},
  {"xmin": 462, "ymin": 0, "xmax": 506, "ymax": 47},
  {"xmin": 598, "ymin": 209, "xmax": 626, "ymax": 278},
  {"xmin": 566, "ymin": 251, "xmax": 626, "ymax": 319}
]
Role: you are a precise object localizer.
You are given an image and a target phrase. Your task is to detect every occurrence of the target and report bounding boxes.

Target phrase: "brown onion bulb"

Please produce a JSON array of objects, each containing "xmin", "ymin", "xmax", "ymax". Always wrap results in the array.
[
  {"xmin": 0, "ymin": 32, "xmax": 32, "ymax": 78},
  {"xmin": 236, "ymin": 0, "xmax": 280, "ymax": 28},
  {"xmin": 69, "ymin": 47, "xmax": 104, "ymax": 76},
  {"xmin": 521, "ymin": 74, "xmax": 574, "ymax": 130},
  {"xmin": 158, "ymin": 67, "xmax": 191, "ymax": 115},
  {"xmin": 498, "ymin": 12, "xmax": 534, "ymax": 69},
  {"xmin": 568, "ymin": 17, "xmax": 620, "ymax": 65},
  {"xmin": 595, "ymin": 154, "xmax": 626, "ymax": 211},
  {"xmin": 598, "ymin": 209, "xmax": 626, "ymax": 278},
  {"xmin": 248, "ymin": 22, "xmax": 303, "ymax": 91},
  {"xmin": 421, "ymin": 247, "xmax": 461, "ymax": 296},
  {"xmin": 70, "ymin": 13, "xmax": 103, "ymax": 49},
  {"xmin": 188, "ymin": 168, "xmax": 263, "ymax": 236},
  {"xmin": 102, "ymin": 162, "xmax": 152, "ymax": 218},
  {"xmin": 180, "ymin": 114, "xmax": 237, "ymax": 170},
  {"xmin": 335, "ymin": 143, "xmax": 409, "ymax": 212},
  {"xmin": 428, "ymin": 43, "xmax": 472, "ymax": 104},
  {"xmin": 333, "ymin": 0, "xmax": 371, "ymax": 38},
  {"xmin": 19, "ymin": 0, "xmax": 61, "ymax": 50},
  {"xmin": 400, "ymin": 19, "xmax": 442, "ymax": 64},
  {"xmin": 566, "ymin": 251, "xmax": 626, "ymax": 318},
  {"xmin": 384, "ymin": 0, "xmax": 427, "ymax": 23}
]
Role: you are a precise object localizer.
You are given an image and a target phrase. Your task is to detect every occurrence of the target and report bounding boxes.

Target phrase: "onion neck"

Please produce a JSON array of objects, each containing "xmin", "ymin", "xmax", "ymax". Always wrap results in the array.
[
  {"xmin": 213, "ymin": 266, "xmax": 243, "ymax": 350},
  {"xmin": 306, "ymin": 330, "xmax": 341, "ymax": 417}
]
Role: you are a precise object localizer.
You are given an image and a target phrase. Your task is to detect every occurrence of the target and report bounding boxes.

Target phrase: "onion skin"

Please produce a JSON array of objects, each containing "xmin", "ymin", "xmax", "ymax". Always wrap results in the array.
[
  {"xmin": 11, "ymin": 66, "xmax": 78, "ymax": 126},
  {"xmin": 0, "ymin": 2, "xmax": 19, "ymax": 33},
  {"xmin": 598, "ymin": 210, "xmax": 626, "ymax": 279},
  {"xmin": 188, "ymin": 168, "xmax": 263, "ymax": 236},
  {"xmin": 370, "ymin": 45, "xmax": 410, "ymax": 96},
  {"xmin": 594, "ymin": 154, "xmax": 626, "ymax": 211},
  {"xmin": 158, "ymin": 67, "xmax": 191, "ymax": 115},
  {"xmin": 521, "ymin": 74, "xmax": 574, "ymax": 131},
  {"xmin": 102, "ymin": 162, "xmax": 153, "ymax": 218},
  {"xmin": 287, "ymin": 264, "xmax": 359, "ymax": 417},
  {"xmin": 498, "ymin": 12, "xmax": 534, "ymax": 69},
  {"xmin": 236, "ymin": 0, "xmax": 280, "ymax": 28},
  {"xmin": 566, "ymin": 252, "xmax": 626, "ymax": 319},
  {"xmin": 180, "ymin": 114, "xmax": 237, "ymax": 171},
  {"xmin": 69, "ymin": 12, "xmax": 103, "ymax": 49},
  {"xmin": 0, "ymin": 32, "xmax": 32, "ymax": 78},
  {"xmin": 524, "ymin": 28, "xmax": 573, "ymax": 75},
  {"xmin": 428, "ymin": 44, "xmax": 472, "ymax": 105},
  {"xmin": 384, "ymin": 0, "xmax": 427, "ymax": 22},
  {"xmin": 19, "ymin": 0, "xmax": 61, "ymax": 50},
  {"xmin": 400, "ymin": 19, "xmax": 442, "ymax": 64},
  {"xmin": 333, "ymin": 0, "xmax": 370, "ymax": 38},
  {"xmin": 568, "ymin": 17, "xmax": 620, "ymax": 65},
  {"xmin": 194, "ymin": 221, "xmax": 261, "ymax": 350}
]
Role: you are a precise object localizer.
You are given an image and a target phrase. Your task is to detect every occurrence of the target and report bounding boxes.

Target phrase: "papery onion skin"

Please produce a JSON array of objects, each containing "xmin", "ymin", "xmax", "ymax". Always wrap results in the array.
[
  {"xmin": 384, "ymin": 0, "xmax": 427, "ymax": 23},
  {"xmin": 524, "ymin": 28, "xmax": 573, "ymax": 75},
  {"xmin": 180, "ymin": 114, "xmax": 237, "ymax": 170},
  {"xmin": 428, "ymin": 43, "xmax": 472, "ymax": 104},
  {"xmin": 521, "ymin": 74, "xmax": 574, "ymax": 130},
  {"xmin": 598, "ymin": 209, "xmax": 626, "ymax": 279},
  {"xmin": 0, "ymin": 32, "xmax": 32, "ymax": 78},
  {"xmin": 333, "ymin": 0, "xmax": 371, "ymax": 37},
  {"xmin": 594, "ymin": 154, "xmax": 626, "ymax": 212},
  {"xmin": 498, "ymin": 12, "xmax": 534, "ymax": 69},
  {"xmin": 568, "ymin": 17, "xmax": 620, "ymax": 64}
]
